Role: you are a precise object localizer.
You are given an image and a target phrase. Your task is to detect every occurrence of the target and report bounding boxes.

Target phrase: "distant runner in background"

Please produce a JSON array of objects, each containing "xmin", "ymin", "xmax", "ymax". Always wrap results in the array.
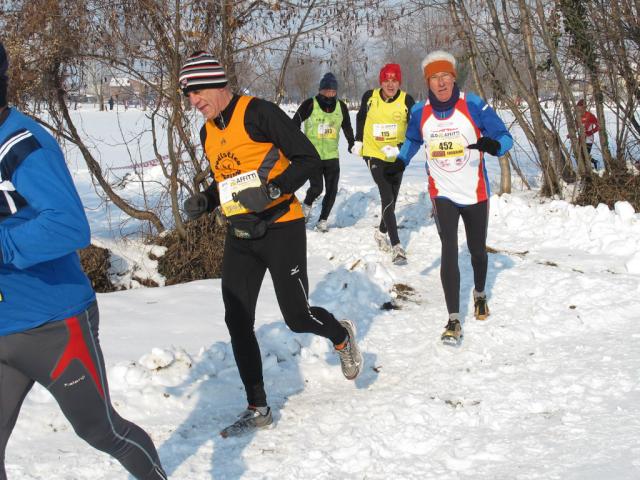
[
  {"xmin": 179, "ymin": 51, "xmax": 363, "ymax": 438},
  {"xmin": 397, "ymin": 50, "xmax": 513, "ymax": 346},
  {"xmin": 576, "ymin": 98, "xmax": 600, "ymax": 171},
  {"xmin": 354, "ymin": 63, "xmax": 415, "ymax": 265},
  {"xmin": 293, "ymin": 72, "xmax": 354, "ymax": 232},
  {"xmin": 0, "ymin": 41, "xmax": 166, "ymax": 480}
]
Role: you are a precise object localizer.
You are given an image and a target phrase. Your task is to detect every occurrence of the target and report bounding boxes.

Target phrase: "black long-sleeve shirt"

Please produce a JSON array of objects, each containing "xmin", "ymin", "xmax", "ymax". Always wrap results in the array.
[
  {"xmin": 292, "ymin": 95, "xmax": 355, "ymax": 150},
  {"xmin": 199, "ymin": 94, "xmax": 321, "ymax": 208},
  {"xmin": 355, "ymin": 89, "xmax": 415, "ymax": 142}
]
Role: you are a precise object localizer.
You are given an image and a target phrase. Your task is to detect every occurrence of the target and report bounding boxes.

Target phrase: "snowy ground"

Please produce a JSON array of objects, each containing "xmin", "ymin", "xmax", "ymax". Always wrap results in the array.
[{"xmin": 5, "ymin": 107, "xmax": 640, "ymax": 479}]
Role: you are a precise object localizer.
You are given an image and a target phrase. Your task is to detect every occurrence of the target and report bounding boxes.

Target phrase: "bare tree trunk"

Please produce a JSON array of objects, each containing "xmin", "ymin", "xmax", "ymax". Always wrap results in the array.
[
  {"xmin": 449, "ymin": 0, "xmax": 512, "ymax": 194},
  {"xmin": 54, "ymin": 74, "xmax": 165, "ymax": 233},
  {"xmin": 221, "ymin": 0, "xmax": 237, "ymax": 89},
  {"xmin": 274, "ymin": 0, "xmax": 317, "ymax": 105}
]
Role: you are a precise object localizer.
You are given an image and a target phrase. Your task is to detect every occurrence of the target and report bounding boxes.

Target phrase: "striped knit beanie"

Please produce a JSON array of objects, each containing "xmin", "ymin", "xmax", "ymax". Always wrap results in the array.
[
  {"xmin": 421, "ymin": 50, "xmax": 457, "ymax": 80},
  {"xmin": 179, "ymin": 51, "xmax": 227, "ymax": 96},
  {"xmin": 0, "ymin": 41, "xmax": 8, "ymax": 107}
]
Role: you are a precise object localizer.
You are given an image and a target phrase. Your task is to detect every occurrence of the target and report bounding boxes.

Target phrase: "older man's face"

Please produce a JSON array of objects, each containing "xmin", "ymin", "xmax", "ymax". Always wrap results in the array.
[
  {"xmin": 428, "ymin": 72, "xmax": 455, "ymax": 103},
  {"xmin": 187, "ymin": 88, "xmax": 228, "ymax": 120},
  {"xmin": 380, "ymin": 75, "xmax": 400, "ymax": 99}
]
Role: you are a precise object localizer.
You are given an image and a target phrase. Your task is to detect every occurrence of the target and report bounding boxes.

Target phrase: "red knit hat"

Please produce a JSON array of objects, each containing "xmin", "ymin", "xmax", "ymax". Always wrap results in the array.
[{"xmin": 379, "ymin": 64, "xmax": 401, "ymax": 84}]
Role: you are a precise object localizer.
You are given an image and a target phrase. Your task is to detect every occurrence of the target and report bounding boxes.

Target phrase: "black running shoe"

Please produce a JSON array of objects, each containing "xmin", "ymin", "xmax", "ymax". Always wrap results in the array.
[
  {"xmin": 474, "ymin": 296, "xmax": 490, "ymax": 320},
  {"xmin": 441, "ymin": 318, "xmax": 462, "ymax": 345}
]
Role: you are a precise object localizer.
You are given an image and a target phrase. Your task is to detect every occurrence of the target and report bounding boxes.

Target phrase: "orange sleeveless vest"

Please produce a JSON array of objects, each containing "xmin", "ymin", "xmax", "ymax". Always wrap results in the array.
[{"xmin": 204, "ymin": 96, "xmax": 303, "ymax": 223}]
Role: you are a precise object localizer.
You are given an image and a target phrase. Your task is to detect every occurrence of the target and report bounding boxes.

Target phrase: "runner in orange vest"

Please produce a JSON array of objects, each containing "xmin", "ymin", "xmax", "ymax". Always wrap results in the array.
[{"xmin": 179, "ymin": 52, "xmax": 363, "ymax": 438}]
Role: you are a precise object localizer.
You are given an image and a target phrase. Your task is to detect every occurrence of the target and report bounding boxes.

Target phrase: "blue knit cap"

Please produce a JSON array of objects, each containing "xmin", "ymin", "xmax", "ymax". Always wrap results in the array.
[
  {"xmin": 0, "ymin": 41, "xmax": 8, "ymax": 107},
  {"xmin": 319, "ymin": 72, "xmax": 338, "ymax": 91}
]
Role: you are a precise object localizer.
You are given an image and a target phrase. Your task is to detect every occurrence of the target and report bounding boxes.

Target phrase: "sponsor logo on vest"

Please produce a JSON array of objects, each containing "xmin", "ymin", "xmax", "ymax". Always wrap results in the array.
[
  {"xmin": 215, "ymin": 151, "xmax": 241, "ymax": 179},
  {"xmin": 391, "ymin": 110, "xmax": 404, "ymax": 121}
]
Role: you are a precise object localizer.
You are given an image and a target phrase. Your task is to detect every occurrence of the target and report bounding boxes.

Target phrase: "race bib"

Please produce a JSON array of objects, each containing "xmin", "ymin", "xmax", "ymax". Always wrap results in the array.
[
  {"xmin": 218, "ymin": 170, "xmax": 262, "ymax": 217},
  {"xmin": 427, "ymin": 129, "xmax": 468, "ymax": 172},
  {"xmin": 317, "ymin": 123, "xmax": 337, "ymax": 139},
  {"xmin": 372, "ymin": 123, "xmax": 398, "ymax": 142}
]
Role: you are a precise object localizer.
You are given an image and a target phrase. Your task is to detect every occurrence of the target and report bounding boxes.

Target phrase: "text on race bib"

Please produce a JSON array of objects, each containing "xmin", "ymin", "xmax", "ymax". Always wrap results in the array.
[
  {"xmin": 426, "ymin": 129, "xmax": 469, "ymax": 172},
  {"xmin": 218, "ymin": 170, "xmax": 262, "ymax": 216},
  {"xmin": 372, "ymin": 123, "xmax": 398, "ymax": 142},
  {"xmin": 317, "ymin": 123, "xmax": 338, "ymax": 139}
]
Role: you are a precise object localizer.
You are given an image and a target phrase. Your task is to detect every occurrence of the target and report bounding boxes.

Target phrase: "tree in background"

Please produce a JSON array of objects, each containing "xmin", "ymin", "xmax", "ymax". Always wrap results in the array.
[
  {"xmin": 0, "ymin": 0, "xmax": 385, "ymax": 238},
  {"xmin": 1, "ymin": 0, "xmax": 638, "ymax": 242}
]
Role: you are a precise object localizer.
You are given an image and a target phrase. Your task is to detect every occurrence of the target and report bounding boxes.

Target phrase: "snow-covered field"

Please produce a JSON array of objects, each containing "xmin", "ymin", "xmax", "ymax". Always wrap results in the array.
[{"xmin": 5, "ymin": 107, "xmax": 640, "ymax": 479}]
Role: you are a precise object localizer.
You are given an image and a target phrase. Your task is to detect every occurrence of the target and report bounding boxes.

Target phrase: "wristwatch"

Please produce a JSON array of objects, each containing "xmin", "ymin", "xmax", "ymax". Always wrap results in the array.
[{"xmin": 267, "ymin": 182, "xmax": 282, "ymax": 200}]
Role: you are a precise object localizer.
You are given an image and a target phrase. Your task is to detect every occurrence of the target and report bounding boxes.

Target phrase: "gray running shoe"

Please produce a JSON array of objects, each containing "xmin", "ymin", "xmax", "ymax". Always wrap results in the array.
[
  {"xmin": 315, "ymin": 219, "xmax": 328, "ymax": 232},
  {"xmin": 220, "ymin": 406, "xmax": 273, "ymax": 438},
  {"xmin": 391, "ymin": 244, "xmax": 407, "ymax": 265},
  {"xmin": 335, "ymin": 320, "xmax": 363, "ymax": 380},
  {"xmin": 374, "ymin": 229, "xmax": 391, "ymax": 252},
  {"xmin": 302, "ymin": 203, "xmax": 311, "ymax": 223}
]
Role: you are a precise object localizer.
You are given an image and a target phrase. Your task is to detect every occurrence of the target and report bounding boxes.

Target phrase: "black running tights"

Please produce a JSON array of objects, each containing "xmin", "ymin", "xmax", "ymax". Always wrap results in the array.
[
  {"xmin": 367, "ymin": 157, "xmax": 403, "ymax": 246},
  {"xmin": 432, "ymin": 198, "xmax": 489, "ymax": 315},
  {"xmin": 303, "ymin": 158, "xmax": 340, "ymax": 221},
  {"xmin": 0, "ymin": 303, "xmax": 166, "ymax": 480},
  {"xmin": 221, "ymin": 220, "xmax": 348, "ymax": 407}
]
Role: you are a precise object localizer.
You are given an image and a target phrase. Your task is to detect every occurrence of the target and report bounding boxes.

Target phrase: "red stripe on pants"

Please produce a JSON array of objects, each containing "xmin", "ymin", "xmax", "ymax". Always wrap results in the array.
[{"xmin": 50, "ymin": 316, "xmax": 105, "ymax": 398}]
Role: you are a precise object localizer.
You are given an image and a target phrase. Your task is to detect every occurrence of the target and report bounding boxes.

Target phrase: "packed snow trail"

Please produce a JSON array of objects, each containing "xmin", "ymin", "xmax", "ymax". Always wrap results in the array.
[{"xmin": 7, "ymin": 182, "xmax": 640, "ymax": 479}]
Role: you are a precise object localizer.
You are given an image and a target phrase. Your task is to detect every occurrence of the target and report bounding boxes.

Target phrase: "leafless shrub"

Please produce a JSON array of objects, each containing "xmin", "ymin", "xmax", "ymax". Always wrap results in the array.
[
  {"xmin": 79, "ymin": 245, "xmax": 117, "ymax": 293},
  {"xmin": 154, "ymin": 215, "xmax": 226, "ymax": 285}
]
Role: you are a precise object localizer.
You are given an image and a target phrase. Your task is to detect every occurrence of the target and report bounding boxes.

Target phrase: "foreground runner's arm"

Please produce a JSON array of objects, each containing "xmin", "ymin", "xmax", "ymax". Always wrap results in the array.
[{"xmin": 0, "ymin": 144, "xmax": 90, "ymax": 269}]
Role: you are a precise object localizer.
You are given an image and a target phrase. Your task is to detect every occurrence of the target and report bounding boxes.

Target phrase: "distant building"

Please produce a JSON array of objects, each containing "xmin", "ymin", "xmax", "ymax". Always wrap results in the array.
[{"xmin": 109, "ymin": 77, "xmax": 148, "ymax": 106}]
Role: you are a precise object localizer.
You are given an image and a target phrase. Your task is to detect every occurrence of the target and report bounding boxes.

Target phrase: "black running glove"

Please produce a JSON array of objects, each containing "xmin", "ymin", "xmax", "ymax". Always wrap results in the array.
[
  {"xmin": 183, "ymin": 193, "xmax": 209, "ymax": 220},
  {"xmin": 233, "ymin": 185, "xmax": 273, "ymax": 212},
  {"xmin": 467, "ymin": 137, "xmax": 501, "ymax": 156},
  {"xmin": 384, "ymin": 158, "xmax": 406, "ymax": 178}
]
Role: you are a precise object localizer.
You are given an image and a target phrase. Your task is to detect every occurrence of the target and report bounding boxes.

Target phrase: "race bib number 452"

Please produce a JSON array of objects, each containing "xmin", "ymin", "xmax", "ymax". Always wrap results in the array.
[
  {"xmin": 218, "ymin": 170, "xmax": 262, "ymax": 216},
  {"xmin": 427, "ymin": 130, "xmax": 469, "ymax": 172}
]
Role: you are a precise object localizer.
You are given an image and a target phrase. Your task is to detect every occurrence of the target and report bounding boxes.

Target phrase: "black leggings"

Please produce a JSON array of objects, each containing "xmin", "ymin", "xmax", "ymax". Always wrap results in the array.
[
  {"xmin": 303, "ymin": 158, "xmax": 340, "ymax": 221},
  {"xmin": 432, "ymin": 198, "xmax": 489, "ymax": 315},
  {"xmin": 0, "ymin": 303, "xmax": 166, "ymax": 480},
  {"xmin": 221, "ymin": 220, "xmax": 347, "ymax": 407},
  {"xmin": 366, "ymin": 157, "xmax": 403, "ymax": 246}
]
